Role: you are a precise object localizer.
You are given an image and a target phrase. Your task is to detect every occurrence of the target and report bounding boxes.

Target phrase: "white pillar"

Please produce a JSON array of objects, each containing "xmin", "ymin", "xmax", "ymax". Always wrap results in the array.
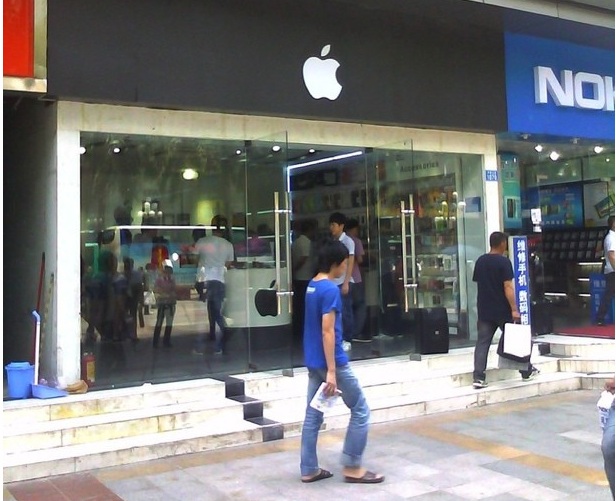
[
  {"xmin": 55, "ymin": 128, "xmax": 82, "ymax": 384},
  {"xmin": 483, "ymin": 149, "xmax": 502, "ymax": 243}
]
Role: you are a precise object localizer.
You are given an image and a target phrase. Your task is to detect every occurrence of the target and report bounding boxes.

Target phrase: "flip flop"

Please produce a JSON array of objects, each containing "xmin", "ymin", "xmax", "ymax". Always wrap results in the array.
[
  {"xmin": 343, "ymin": 471, "xmax": 385, "ymax": 484},
  {"xmin": 301, "ymin": 468, "xmax": 333, "ymax": 483}
]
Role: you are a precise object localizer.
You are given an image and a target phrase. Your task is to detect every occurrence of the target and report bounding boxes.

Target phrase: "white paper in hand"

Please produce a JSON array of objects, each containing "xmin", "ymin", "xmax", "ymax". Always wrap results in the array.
[{"xmin": 309, "ymin": 382, "xmax": 342, "ymax": 413}]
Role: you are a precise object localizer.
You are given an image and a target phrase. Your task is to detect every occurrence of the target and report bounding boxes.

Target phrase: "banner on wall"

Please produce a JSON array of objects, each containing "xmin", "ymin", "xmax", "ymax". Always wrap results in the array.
[
  {"xmin": 500, "ymin": 154, "xmax": 522, "ymax": 230},
  {"xmin": 509, "ymin": 236, "xmax": 531, "ymax": 326}
]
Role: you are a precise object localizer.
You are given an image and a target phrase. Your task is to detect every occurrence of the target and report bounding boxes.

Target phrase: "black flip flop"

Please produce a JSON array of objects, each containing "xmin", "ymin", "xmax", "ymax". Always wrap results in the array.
[
  {"xmin": 301, "ymin": 468, "xmax": 333, "ymax": 483},
  {"xmin": 344, "ymin": 471, "xmax": 385, "ymax": 484}
]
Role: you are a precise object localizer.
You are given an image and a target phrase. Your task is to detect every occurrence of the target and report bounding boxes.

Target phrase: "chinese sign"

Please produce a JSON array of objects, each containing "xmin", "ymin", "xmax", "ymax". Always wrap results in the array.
[
  {"xmin": 589, "ymin": 273, "xmax": 615, "ymax": 324},
  {"xmin": 510, "ymin": 236, "xmax": 531, "ymax": 326}
]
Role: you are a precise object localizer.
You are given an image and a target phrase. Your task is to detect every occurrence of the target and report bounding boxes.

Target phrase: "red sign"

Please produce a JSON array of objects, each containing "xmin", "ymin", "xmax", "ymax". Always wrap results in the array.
[{"xmin": 3, "ymin": 0, "xmax": 35, "ymax": 77}]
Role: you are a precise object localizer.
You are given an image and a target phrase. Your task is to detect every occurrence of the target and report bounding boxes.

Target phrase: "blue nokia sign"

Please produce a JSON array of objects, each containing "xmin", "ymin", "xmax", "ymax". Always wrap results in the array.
[{"xmin": 505, "ymin": 33, "xmax": 615, "ymax": 140}]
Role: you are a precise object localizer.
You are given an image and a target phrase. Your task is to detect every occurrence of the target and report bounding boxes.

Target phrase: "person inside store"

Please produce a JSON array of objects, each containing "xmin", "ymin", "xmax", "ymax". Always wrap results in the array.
[
  {"xmin": 596, "ymin": 215, "xmax": 615, "ymax": 326},
  {"xmin": 152, "ymin": 259, "xmax": 177, "ymax": 348},
  {"xmin": 292, "ymin": 219, "xmax": 317, "ymax": 346},
  {"xmin": 193, "ymin": 217, "xmax": 235, "ymax": 355},
  {"xmin": 472, "ymin": 231, "xmax": 538, "ymax": 389},
  {"xmin": 345, "ymin": 218, "xmax": 369, "ymax": 343},
  {"xmin": 328, "ymin": 212, "xmax": 355, "ymax": 352},
  {"xmin": 299, "ymin": 239, "xmax": 384, "ymax": 485}
]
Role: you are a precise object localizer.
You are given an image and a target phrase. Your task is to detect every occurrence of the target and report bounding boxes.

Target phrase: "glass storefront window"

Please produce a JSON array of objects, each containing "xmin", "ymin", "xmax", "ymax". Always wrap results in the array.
[{"xmin": 80, "ymin": 131, "xmax": 486, "ymax": 388}]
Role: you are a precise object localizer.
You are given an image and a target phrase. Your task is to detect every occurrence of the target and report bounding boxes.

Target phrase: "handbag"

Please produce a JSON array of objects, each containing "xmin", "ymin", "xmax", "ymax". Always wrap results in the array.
[
  {"xmin": 143, "ymin": 290, "xmax": 157, "ymax": 306},
  {"xmin": 497, "ymin": 322, "xmax": 532, "ymax": 363}
]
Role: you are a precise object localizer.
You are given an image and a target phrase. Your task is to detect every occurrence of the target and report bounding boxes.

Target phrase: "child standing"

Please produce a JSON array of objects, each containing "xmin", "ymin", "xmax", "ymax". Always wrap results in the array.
[{"xmin": 152, "ymin": 259, "xmax": 177, "ymax": 348}]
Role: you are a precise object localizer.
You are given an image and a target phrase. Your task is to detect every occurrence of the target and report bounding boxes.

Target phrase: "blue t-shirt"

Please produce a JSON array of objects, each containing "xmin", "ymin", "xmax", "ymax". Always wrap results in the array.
[
  {"xmin": 472, "ymin": 253, "xmax": 514, "ymax": 323},
  {"xmin": 303, "ymin": 278, "xmax": 349, "ymax": 369}
]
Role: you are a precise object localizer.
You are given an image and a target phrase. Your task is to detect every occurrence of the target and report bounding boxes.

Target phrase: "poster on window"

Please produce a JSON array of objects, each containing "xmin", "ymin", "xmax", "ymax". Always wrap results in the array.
[
  {"xmin": 527, "ymin": 183, "xmax": 584, "ymax": 229},
  {"xmin": 584, "ymin": 181, "xmax": 614, "ymax": 227}
]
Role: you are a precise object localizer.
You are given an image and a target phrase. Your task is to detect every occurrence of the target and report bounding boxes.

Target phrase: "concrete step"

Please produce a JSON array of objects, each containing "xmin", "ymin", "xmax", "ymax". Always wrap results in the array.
[
  {"xmin": 3, "ymin": 419, "xmax": 263, "ymax": 483},
  {"xmin": 537, "ymin": 334, "xmax": 616, "ymax": 358},
  {"xmin": 268, "ymin": 372, "xmax": 582, "ymax": 437},
  {"xmin": 581, "ymin": 373, "xmax": 615, "ymax": 390},
  {"xmin": 4, "ymin": 397, "xmax": 245, "ymax": 454},
  {"xmin": 3, "ymin": 378, "xmax": 226, "ymax": 425},
  {"xmin": 559, "ymin": 357, "xmax": 615, "ymax": 374}
]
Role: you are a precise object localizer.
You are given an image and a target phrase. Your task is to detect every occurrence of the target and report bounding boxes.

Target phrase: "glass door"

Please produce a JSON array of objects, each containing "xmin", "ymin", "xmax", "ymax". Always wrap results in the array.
[{"xmin": 242, "ymin": 133, "xmax": 293, "ymax": 374}]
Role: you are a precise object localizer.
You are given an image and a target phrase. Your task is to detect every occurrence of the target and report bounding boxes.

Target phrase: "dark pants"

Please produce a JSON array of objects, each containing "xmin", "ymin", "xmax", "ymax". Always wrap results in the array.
[
  {"xmin": 473, "ymin": 320, "xmax": 532, "ymax": 381},
  {"xmin": 339, "ymin": 284, "xmax": 355, "ymax": 342},
  {"xmin": 597, "ymin": 272, "xmax": 615, "ymax": 323},
  {"xmin": 204, "ymin": 280, "xmax": 226, "ymax": 352},
  {"xmin": 153, "ymin": 304, "xmax": 175, "ymax": 347},
  {"xmin": 351, "ymin": 281, "xmax": 367, "ymax": 339}
]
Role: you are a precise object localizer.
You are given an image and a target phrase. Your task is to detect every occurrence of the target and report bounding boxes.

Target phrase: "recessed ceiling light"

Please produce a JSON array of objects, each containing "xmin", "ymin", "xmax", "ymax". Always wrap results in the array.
[
  {"xmin": 308, "ymin": 148, "xmax": 316, "ymax": 154},
  {"xmin": 79, "ymin": 146, "xmax": 87, "ymax": 155},
  {"xmin": 182, "ymin": 168, "xmax": 199, "ymax": 180},
  {"xmin": 594, "ymin": 146, "xmax": 604, "ymax": 154},
  {"xmin": 534, "ymin": 144, "xmax": 543, "ymax": 152},
  {"xmin": 549, "ymin": 151, "xmax": 560, "ymax": 161},
  {"xmin": 235, "ymin": 149, "xmax": 242, "ymax": 155},
  {"xmin": 112, "ymin": 146, "xmax": 121, "ymax": 154},
  {"xmin": 272, "ymin": 145, "xmax": 281, "ymax": 152}
]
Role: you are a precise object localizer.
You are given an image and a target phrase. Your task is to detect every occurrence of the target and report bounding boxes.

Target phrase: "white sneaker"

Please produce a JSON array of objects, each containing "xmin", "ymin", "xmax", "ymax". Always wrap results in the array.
[{"xmin": 342, "ymin": 341, "xmax": 352, "ymax": 352}]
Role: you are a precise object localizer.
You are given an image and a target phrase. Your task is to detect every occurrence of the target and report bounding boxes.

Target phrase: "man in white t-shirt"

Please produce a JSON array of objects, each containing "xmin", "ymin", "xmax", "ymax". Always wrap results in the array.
[
  {"xmin": 597, "ymin": 215, "xmax": 615, "ymax": 326},
  {"xmin": 292, "ymin": 219, "xmax": 317, "ymax": 344},
  {"xmin": 329, "ymin": 212, "xmax": 355, "ymax": 351},
  {"xmin": 194, "ymin": 220, "xmax": 235, "ymax": 354}
]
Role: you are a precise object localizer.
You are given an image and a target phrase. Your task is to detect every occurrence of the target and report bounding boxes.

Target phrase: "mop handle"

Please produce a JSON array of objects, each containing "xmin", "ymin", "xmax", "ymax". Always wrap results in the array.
[{"xmin": 32, "ymin": 310, "xmax": 41, "ymax": 385}]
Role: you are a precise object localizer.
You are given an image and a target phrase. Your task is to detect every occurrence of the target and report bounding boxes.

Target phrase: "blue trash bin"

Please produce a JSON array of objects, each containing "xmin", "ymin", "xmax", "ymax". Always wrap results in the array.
[{"xmin": 5, "ymin": 362, "xmax": 35, "ymax": 399}]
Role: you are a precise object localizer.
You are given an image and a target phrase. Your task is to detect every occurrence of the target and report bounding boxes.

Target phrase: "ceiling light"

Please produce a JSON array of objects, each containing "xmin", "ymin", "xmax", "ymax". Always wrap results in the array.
[
  {"xmin": 112, "ymin": 146, "xmax": 121, "ymax": 154},
  {"xmin": 288, "ymin": 150, "xmax": 363, "ymax": 170},
  {"xmin": 549, "ymin": 151, "xmax": 560, "ymax": 161},
  {"xmin": 594, "ymin": 146, "xmax": 604, "ymax": 154},
  {"xmin": 308, "ymin": 148, "xmax": 316, "ymax": 154},
  {"xmin": 521, "ymin": 134, "xmax": 530, "ymax": 140},
  {"xmin": 182, "ymin": 168, "xmax": 199, "ymax": 180},
  {"xmin": 235, "ymin": 149, "xmax": 242, "ymax": 155},
  {"xmin": 534, "ymin": 144, "xmax": 543, "ymax": 152},
  {"xmin": 79, "ymin": 146, "xmax": 87, "ymax": 155},
  {"xmin": 272, "ymin": 145, "xmax": 282, "ymax": 153}
]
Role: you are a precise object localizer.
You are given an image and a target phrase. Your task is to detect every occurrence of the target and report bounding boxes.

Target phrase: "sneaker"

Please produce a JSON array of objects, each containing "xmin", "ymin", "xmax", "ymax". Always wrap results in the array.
[
  {"xmin": 342, "ymin": 341, "xmax": 352, "ymax": 352},
  {"xmin": 472, "ymin": 379, "xmax": 488, "ymax": 389},
  {"xmin": 522, "ymin": 367, "xmax": 540, "ymax": 381}
]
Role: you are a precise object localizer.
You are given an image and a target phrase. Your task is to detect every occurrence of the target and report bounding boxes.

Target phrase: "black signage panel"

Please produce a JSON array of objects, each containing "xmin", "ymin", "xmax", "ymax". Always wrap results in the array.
[{"xmin": 48, "ymin": 0, "xmax": 507, "ymax": 132}]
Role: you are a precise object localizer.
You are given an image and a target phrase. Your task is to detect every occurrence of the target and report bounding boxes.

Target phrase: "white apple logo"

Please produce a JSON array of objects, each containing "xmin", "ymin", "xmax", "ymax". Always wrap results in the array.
[{"xmin": 302, "ymin": 44, "xmax": 342, "ymax": 100}]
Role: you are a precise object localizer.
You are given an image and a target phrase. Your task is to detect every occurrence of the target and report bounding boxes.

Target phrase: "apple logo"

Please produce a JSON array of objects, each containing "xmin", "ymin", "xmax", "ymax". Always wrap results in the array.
[{"xmin": 302, "ymin": 44, "xmax": 342, "ymax": 100}]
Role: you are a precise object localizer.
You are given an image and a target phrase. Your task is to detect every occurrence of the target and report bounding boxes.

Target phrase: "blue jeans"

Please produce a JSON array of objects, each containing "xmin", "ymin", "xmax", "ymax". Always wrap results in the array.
[
  {"xmin": 339, "ymin": 285, "xmax": 355, "ymax": 342},
  {"xmin": 602, "ymin": 403, "xmax": 615, "ymax": 499},
  {"xmin": 300, "ymin": 365, "xmax": 370, "ymax": 476},
  {"xmin": 195, "ymin": 280, "xmax": 226, "ymax": 352}
]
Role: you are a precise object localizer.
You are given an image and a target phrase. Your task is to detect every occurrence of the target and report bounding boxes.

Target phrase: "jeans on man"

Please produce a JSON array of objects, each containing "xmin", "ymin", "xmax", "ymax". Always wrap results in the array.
[
  {"xmin": 195, "ymin": 280, "xmax": 226, "ymax": 352},
  {"xmin": 300, "ymin": 365, "xmax": 370, "ymax": 477},
  {"xmin": 474, "ymin": 320, "xmax": 532, "ymax": 380},
  {"xmin": 339, "ymin": 285, "xmax": 355, "ymax": 342},
  {"xmin": 602, "ymin": 403, "xmax": 615, "ymax": 499}
]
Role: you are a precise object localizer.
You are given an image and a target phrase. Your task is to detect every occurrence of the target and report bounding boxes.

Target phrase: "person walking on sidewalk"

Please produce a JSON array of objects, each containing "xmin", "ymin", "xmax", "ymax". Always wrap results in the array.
[
  {"xmin": 299, "ymin": 239, "xmax": 384, "ymax": 485},
  {"xmin": 152, "ymin": 259, "xmax": 177, "ymax": 348},
  {"xmin": 472, "ymin": 231, "xmax": 537, "ymax": 388},
  {"xmin": 597, "ymin": 215, "xmax": 615, "ymax": 326},
  {"xmin": 328, "ymin": 212, "xmax": 355, "ymax": 352}
]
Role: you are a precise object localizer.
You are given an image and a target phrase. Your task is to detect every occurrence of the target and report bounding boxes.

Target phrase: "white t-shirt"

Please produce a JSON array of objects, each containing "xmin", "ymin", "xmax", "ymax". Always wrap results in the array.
[
  {"xmin": 196, "ymin": 235, "xmax": 235, "ymax": 283},
  {"xmin": 292, "ymin": 234, "xmax": 314, "ymax": 281},
  {"xmin": 604, "ymin": 229, "xmax": 615, "ymax": 274},
  {"xmin": 332, "ymin": 232, "xmax": 355, "ymax": 286}
]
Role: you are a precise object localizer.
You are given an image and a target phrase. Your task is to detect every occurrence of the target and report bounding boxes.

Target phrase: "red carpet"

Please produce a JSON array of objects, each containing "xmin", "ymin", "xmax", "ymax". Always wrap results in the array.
[{"xmin": 555, "ymin": 324, "xmax": 615, "ymax": 339}]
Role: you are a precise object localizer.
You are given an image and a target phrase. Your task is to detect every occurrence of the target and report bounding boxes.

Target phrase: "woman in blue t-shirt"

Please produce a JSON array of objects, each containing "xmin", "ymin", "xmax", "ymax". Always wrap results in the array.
[{"xmin": 299, "ymin": 239, "xmax": 384, "ymax": 485}]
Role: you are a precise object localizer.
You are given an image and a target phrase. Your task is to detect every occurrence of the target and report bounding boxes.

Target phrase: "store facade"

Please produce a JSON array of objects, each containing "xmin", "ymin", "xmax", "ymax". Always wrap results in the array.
[
  {"xmin": 3, "ymin": 0, "xmax": 612, "ymax": 389},
  {"xmin": 496, "ymin": 24, "xmax": 615, "ymax": 332}
]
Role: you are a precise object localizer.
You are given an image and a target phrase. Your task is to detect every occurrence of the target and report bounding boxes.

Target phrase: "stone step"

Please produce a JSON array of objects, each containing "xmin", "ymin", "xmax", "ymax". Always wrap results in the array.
[
  {"xmin": 538, "ymin": 334, "xmax": 616, "ymax": 358},
  {"xmin": 3, "ymin": 418, "xmax": 263, "ymax": 483},
  {"xmin": 4, "ymin": 397, "xmax": 244, "ymax": 454},
  {"xmin": 268, "ymin": 372, "xmax": 582, "ymax": 437},
  {"xmin": 580, "ymin": 373, "xmax": 615, "ymax": 390},
  {"xmin": 3, "ymin": 378, "xmax": 226, "ymax": 425},
  {"xmin": 559, "ymin": 358, "xmax": 615, "ymax": 374},
  {"xmin": 258, "ymin": 358, "xmax": 560, "ymax": 416}
]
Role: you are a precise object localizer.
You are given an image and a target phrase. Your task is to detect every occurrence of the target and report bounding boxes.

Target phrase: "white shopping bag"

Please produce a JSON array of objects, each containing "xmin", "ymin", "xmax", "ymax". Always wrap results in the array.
[{"xmin": 498, "ymin": 322, "xmax": 532, "ymax": 362}]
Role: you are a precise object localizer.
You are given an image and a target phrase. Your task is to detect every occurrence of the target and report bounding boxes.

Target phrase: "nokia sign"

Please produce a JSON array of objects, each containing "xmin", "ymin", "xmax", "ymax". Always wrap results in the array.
[
  {"xmin": 506, "ymin": 33, "xmax": 614, "ymax": 140},
  {"xmin": 534, "ymin": 66, "xmax": 615, "ymax": 111}
]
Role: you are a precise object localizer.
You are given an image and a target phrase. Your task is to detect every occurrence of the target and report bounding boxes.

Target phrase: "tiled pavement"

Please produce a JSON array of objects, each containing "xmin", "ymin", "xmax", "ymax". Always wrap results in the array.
[{"xmin": 4, "ymin": 390, "xmax": 613, "ymax": 501}]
